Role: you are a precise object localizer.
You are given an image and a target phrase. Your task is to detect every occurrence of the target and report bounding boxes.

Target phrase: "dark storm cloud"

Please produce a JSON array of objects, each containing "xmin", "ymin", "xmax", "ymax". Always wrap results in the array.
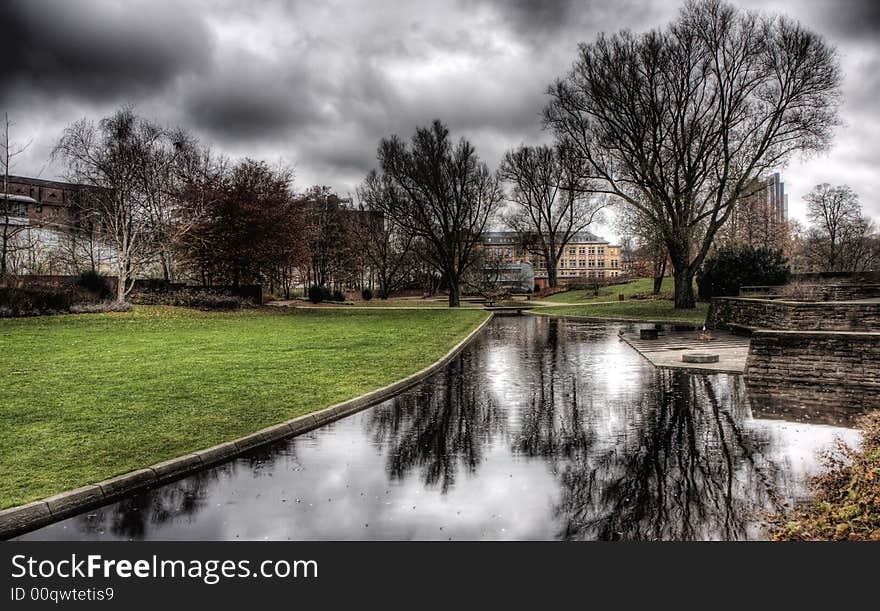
[
  {"xmin": 2, "ymin": 0, "xmax": 877, "ymax": 222},
  {"xmin": 181, "ymin": 50, "xmax": 332, "ymax": 140},
  {"xmin": 0, "ymin": 0, "xmax": 212, "ymax": 105},
  {"xmin": 460, "ymin": 0, "xmax": 667, "ymax": 41},
  {"xmin": 814, "ymin": 0, "xmax": 880, "ymax": 41},
  {"xmin": 463, "ymin": 0, "xmax": 579, "ymax": 34}
]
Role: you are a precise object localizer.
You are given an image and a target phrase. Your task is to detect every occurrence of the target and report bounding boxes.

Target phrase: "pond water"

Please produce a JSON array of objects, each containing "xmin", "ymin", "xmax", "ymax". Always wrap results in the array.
[{"xmin": 16, "ymin": 316, "xmax": 861, "ymax": 541}]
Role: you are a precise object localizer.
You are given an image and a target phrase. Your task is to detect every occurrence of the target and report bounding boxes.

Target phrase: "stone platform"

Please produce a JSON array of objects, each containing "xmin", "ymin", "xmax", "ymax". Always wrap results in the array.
[{"xmin": 621, "ymin": 330, "xmax": 750, "ymax": 374}]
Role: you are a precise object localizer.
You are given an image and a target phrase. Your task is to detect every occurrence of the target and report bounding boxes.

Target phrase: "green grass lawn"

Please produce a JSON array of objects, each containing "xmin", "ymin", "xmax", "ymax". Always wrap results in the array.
[
  {"xmin": 540, "ymin": 277, "xmax": 675, "ymax": 303},
  {"xmin": 533, "ymin": 299, "xmax": 709, "ymax": 323},
  {"xmin": 0, "ymin": 306, "xmax": 489, "ymax": 509}
]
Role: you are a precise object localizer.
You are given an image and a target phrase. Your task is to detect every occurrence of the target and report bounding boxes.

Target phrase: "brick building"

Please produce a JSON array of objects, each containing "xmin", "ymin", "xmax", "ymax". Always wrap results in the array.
[{"xmin": 1, "ymin": 175, "xmax": 92, "ymax": 231}]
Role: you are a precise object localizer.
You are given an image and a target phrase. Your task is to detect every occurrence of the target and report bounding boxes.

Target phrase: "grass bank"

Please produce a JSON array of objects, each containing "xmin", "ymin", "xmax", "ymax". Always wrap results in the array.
[
  {"xmin": 532, "ymin": 299, "xmax": 708, "ymax": 324},
  {"xmin": 771, "ymin": 411, "xmax": 880, "ymax": 541},
  {"xmin": 539, "ymin": 277, "xmax": 675, "ymax": 303},
  {"xmin": 0, "ymin": 306, "xmax": 489, "ymax": 509}
]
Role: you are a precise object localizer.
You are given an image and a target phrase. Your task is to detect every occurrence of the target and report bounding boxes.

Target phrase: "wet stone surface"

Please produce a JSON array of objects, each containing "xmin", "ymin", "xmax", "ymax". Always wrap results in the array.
[{"xmin": 16, "ymin": 316, "xmax": 861, "ymax": 541}]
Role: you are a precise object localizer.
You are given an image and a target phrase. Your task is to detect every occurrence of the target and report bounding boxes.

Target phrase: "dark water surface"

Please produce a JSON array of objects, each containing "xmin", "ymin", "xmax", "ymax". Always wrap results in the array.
[{"xmin": 17, "ymin": 316, "xmax": 860, "ymax": 541}]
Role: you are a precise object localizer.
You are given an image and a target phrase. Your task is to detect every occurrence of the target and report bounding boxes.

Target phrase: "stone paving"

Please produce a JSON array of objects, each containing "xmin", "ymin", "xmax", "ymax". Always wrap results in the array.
[{"xmin": 621, "ymin": 329, "xmax": 751, "ymax": 374}]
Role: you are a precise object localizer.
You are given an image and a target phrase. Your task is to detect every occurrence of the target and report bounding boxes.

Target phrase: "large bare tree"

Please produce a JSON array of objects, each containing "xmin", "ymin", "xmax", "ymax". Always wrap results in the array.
[
  {"xmin": 500, "ymin": 143, "xmax": 603, "ymax": 288},
  {"xmin": 544, "ymin": 0, "xmax": 841, "ymax": 308},
  {"xmin": 371, "ymin": 120, "xmax": 503, "ymax": 307},
  {"xmin": 54, "ymin": 107, "xmax": 179, "ymax": 301}
]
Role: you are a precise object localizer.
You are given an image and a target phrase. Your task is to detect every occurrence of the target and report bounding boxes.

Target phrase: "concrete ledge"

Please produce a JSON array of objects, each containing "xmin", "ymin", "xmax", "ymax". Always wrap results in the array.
[
  {"xmin": 0, "ymin": 312, "xmax": 493, "ymax": 540},
  {"xmin": 0, "ymin": 501, "xmax": 52, "ymax": 535},
  {"xmin": 45, "ymin": 485, "xmax": 104, "ymax": 518},
  {"xmin": 194, "ymin": 442, "xmax": 238, "ymax": 468},
  {"xmin": 151, "ymin": 454, "xmax": 202, "ymax": 481},
  {"xmin": 98, "ymin": 468, "xmax": 158, "ymax": 499}
]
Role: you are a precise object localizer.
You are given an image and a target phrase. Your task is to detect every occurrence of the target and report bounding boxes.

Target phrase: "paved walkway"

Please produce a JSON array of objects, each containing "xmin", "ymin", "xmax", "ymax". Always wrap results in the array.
[{"xmin": 621, "ymin": 330, "xmax": 750, "ymax": 374}]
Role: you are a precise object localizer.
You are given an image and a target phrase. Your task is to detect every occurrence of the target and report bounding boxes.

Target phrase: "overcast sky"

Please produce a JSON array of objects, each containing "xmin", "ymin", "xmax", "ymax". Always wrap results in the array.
[{"xmin": 2, "ymin": 0, "xmax": 878, "ymax": 240}]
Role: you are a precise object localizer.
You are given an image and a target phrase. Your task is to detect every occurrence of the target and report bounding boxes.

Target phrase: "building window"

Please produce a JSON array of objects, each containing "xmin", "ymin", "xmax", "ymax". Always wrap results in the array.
[
  {"xmin": 588, "ymin": 271, "xmax": 595, "ymax": 278},
  {"xmin": 598, "ymin": 271, "xmax": 605, "ymax": 278},
  {"xmin": 611, "ymin": 259, "xmax": 618, "ymax": 268},
  {"xmin": 598, "ymin": 247, "xmax": 605, "ymax": 256},
  {"xmin": 598, "ymin": 260, "xmax": 605, "ymax": 268},
  {"xmin": 569, "ymin": 259, "xmax": 577, "ymax": 268},
  {"xmin": 578, "ymin": 247, "xmax": 586, "ymax": 255},
  {"xmin": 568, "ymin": 248, "xmax": 575, "ymax": 255},
  {"xmin": 579, "ymin": 260, "xmax": 586, "ymax": 268},
  {"xmin": 588, "ymin": 259, "xmax": 595, "ymax": 267},
  {"xmin": 588, "ymin": 247, "xmax": 595, "ymax": 255}
]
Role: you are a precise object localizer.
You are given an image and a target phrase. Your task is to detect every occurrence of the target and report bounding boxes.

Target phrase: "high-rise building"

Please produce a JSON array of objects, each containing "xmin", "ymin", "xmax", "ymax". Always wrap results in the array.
[
  {"xmin": 720, "ymin": 172, "xmax": 789, "ymax": 251},
  {"xmin": 765, "ymin": 172, "xmax": 788, "ymax": 223}
]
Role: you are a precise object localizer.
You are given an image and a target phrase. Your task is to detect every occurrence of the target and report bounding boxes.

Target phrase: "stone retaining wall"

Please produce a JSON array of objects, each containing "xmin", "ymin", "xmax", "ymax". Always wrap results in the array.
[
  {"xmin": 740, "ymin": 284, "xmax": 880, "ymax": 301},
  {"xmin": 746, "ymin": 330, "xmax": 880, "ymax": 411},
  {"xmin": 707, "ymin": 297, "xmax": 880, "ymax": 331}
]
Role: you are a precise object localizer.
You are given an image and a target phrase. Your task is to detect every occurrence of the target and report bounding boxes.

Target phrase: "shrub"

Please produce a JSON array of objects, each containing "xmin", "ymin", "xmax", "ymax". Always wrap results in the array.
[
  {"xmin": 770, "ymin": 412, "xmax": 880, "ymax": 541},
  {"xmin": 74, "ymin": 270, "xmax": 113, "ymax": 299},
  {"xmin": 0, "ymin": 287, "xmax": 82, "ymax": 317},
  {"xmin": 69, "ymin": 301, "xmax": 133, "ymax": 314},
  {"xmin": 697, "ymin": 246, "xmax": 789, "ymax": 300},
  {"xmin": 361, "ymin": 288, "xmax": 373, "ymax": 301},
  {"xmin": 130, "ymin": 289, "xmax": 248, "ymax": 310},
  {"xmin": 534, "ymin": 286, "xmax": 568, "ymax": 299},
  {"xmin": 331, "ymin": 290, "xmax": 346, "ymax": 302},
  {"xmin": 308, "ymin": 285, "xmax": 331, "ymax": 303}
]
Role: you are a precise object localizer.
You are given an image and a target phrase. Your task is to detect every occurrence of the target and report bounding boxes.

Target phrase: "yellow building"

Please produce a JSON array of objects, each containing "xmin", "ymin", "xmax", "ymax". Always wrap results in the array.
[{"xmin": 481, "ymin": 231, "xmax": 622, "ymax": 289}]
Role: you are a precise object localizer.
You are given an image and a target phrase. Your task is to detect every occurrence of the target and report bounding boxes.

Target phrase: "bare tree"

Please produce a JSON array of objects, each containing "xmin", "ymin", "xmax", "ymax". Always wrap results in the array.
[
  {"xmin": 371, "ymin": 120, "xmax": 504, "ymax": 307},
  {"xmin": 137, "ymin": 127, "xmax": 195, "ymax": 282},
  {"xmin": 1, "ymin": 114, "xmax": 32, "ymax": 277},
  {"xmin": 500, "ymin": 143, "xmax": 603, "ymax": 288},
  {"xmin": 803, "ymin": 183, "xmax": 863, "ymax": 272},
  {"xmin": 54, "ymin": 107, "xmax": 163, "ymax": 301},
  {"xmin": 544, "ymin": 0, "xmax": 841, "ymax": 308},
  {"xmin": 355, "ymin": 171, "xmax": 416, "ymax": 299},
  {"xmin": 616, "ymin": 205, "xmax": 668, "ymax": 293}
]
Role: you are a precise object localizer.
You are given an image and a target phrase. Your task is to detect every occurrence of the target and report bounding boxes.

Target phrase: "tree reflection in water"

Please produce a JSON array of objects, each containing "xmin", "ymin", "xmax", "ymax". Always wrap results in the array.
[
  {"xmin": 366, "ymin": 351, "xmax": 507, "ymax": 492},
  {"xmin": 368, "ymin": 316, "xmax": 788, "ymax": 540},
  {"xmin": 553, "ymin": 371, "xmax": 784, "ymax": 540},
  {"xmin": 69, "ymin": 450, "xmax": 282, "ymax": 539}
]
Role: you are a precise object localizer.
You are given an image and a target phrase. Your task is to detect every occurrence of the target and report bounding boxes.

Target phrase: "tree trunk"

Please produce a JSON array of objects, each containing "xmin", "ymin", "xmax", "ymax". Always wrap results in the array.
[
  {"xmin": 448, "ymin": 281, "xmax": 460, "ymax": 307},
  {"xmin": 116, "ymin": 269, "xmax": 127, "ymax": 303},
  {"xmin": 652, "ymin": 258, "xmax": 666, "ymax": 294},
  {"xmin": 672, "ymin": 265, "xmax": 696, "ymax": 309},
  {"xmin": 547, "ymin": 260, "xmax": 558, "ymax": 288}
]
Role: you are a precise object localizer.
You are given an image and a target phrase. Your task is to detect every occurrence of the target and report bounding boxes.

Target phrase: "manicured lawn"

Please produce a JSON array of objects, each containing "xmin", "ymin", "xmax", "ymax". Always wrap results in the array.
[
  {"xmin": 540, "ymin": 277, "xmax": 674, "ymax": 303},
  {"xmin": 0, "ymin": 306, "xmax": 489, "ymax": 509},
  {"xmin": 533, "ymin": 299, "xmax": 709, "ymax": 323}
]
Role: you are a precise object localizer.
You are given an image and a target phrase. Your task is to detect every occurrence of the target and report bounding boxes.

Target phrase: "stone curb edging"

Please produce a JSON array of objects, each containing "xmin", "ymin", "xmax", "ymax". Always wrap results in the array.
[{"xmin": 0, "ymin": 313, "xmax": 494, "ymax": 540}]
